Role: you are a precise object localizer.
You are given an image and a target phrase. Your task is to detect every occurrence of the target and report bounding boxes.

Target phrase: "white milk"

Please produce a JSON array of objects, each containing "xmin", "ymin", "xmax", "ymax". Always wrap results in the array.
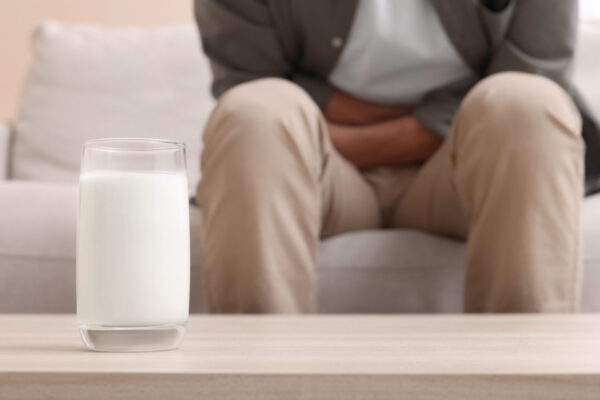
[{"xmin": 77, "ymin": 171, "xmax": 190, "ymax": 327}]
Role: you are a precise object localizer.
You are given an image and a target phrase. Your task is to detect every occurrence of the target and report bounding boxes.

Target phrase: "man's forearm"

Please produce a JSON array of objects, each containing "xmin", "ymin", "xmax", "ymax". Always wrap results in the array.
[
  {"xmin": 328, "ymin": 116, "xmax": 442, "ymax": 168},
  {"xmin": 324, "ymin": 89, "xmax": 412, "ymax": 125}
]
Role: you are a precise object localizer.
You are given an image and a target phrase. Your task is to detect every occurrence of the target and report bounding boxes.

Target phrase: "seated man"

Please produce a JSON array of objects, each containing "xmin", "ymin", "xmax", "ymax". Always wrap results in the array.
[{"xmin": 194, "ymin": 0, "xmax": 600, "ymax": 313}]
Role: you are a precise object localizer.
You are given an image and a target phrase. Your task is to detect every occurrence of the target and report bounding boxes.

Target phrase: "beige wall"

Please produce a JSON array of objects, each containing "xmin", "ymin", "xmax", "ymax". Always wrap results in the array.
[{"xmin": 0, "ymin": 0, "xmax": 193, "ymax": 121}]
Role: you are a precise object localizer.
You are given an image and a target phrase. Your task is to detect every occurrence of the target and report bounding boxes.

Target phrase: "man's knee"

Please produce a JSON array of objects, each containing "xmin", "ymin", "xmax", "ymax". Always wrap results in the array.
[
  {"xmin": 458, "ymin": 72, "xmax": 582, "ymax": 147},
  {"xmin": 203, "ymin": 78, "xmax": 321, "ymax": 145},
  {"xmin": 199, "ymin": 77, "xmax": 326, "ymax": 195}
]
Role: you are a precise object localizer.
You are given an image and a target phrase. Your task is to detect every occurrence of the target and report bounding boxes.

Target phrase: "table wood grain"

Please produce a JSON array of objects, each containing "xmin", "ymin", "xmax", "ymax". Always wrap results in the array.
[{"xmin": 1, "ymin": 314, "xmax": 599, "ymax": 399}]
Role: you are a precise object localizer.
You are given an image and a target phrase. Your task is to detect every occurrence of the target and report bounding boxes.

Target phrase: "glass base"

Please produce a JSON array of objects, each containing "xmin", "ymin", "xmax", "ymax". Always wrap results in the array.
[{"xmin": 79, "ymin": 322, "xmax": 186, "ymax": 352}]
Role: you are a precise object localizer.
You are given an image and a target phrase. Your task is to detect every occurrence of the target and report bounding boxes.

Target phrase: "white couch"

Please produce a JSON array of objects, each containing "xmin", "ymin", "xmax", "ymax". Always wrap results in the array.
[{"xmin": 1, "ymin": 20, "xmax": 599, "ymax": 313}]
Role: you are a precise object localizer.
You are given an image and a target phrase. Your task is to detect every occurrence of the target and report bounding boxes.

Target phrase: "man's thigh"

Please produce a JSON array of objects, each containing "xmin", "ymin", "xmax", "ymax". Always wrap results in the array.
[
  {"xmin": 391, "ymin": 141, "xmax": 468, "ymax": 239},
  {"xmin": 320, "ymin": 141, "xmax": 382, "ymax": 238}
]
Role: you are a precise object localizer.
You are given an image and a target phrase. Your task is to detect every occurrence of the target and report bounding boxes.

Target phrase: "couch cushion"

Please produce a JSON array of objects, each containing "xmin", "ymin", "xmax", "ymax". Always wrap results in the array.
[
  {"xmin": 575, "ymin": 20, "xmax": 600, "ymax": 112},
  {"xmin": 0, "ymin": 181, "xmax": 77, "ymax": 312},
  {"xmin": 0, "ymin": 181, "xmax": 78, "ymax": 260},
  {"xmin": 0, "ymin": 181, "xmax": 203, "ymax": 313},
  {"xmin": 12, "ymin": 21, "xmax": 214, "ymax": 194},
  {"xmin": 1, "ymin": 180, "xmax": 599, "ymax": 313},
  {"xmin": 319, "ymin": 230, "xmax": 465, "ymax": 313},
  {"xmin": 580, "ymin": 192, "xmax": 600, "ymax": 310},
  {"xmin": 319, "ymin": 193, "xmax": 600, "ymax": 313}
]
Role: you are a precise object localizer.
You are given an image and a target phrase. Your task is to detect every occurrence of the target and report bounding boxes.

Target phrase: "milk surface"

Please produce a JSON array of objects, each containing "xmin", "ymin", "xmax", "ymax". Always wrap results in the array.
[{"xmin": 77, "ymin": 171, "xmax": 190, "ymax": 326}]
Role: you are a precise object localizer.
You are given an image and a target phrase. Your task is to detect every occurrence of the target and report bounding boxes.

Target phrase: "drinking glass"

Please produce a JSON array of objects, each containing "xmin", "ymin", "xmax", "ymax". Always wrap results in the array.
[{"xmin": 77, "ymin": 138, "xmax": 190, "ymax": 352}]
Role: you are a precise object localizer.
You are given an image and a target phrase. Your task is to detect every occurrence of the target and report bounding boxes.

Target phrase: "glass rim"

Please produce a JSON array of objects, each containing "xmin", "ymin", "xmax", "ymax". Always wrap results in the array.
[{"xmin": 83, "ymin": 138, "xmax": 185, "ymax": 152}]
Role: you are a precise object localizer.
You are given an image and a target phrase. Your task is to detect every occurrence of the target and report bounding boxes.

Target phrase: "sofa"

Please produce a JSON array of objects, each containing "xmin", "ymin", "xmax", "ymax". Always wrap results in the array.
[{"xmin": 1, "ymin": 20, "xmax": 599, "ymax": 313}]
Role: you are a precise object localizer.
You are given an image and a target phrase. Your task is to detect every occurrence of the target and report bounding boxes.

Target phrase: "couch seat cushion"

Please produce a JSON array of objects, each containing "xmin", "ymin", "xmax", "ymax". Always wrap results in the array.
[
  {"xmin": 1, "ymin": 181, "xmax": 598, "ymax": 313},
  {"xmin": 0, "ymin": 181, "xmax": 203, "ymax": 312},
  {"xmin": 318, "ymin": 193, "xmax": 600, "ymax": 312}
]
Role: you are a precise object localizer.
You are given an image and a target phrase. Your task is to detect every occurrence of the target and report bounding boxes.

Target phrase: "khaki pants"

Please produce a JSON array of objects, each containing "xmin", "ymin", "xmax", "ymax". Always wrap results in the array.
[{"xmin": 197, "ymin": 72, "xmax": 584, "ymax": 313}]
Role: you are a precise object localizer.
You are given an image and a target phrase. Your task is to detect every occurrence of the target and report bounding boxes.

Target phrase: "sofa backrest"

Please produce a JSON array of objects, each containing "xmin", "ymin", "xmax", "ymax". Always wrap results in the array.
[
  {"xmin": 12, "ymin": 21, "xmax": 214, "ymax": 193},
  {"xmin": 10, "ymin": 20, "xmax": 600, "ymax": 191},
  {"xmin": 575, "ymin": 20, "xmax": 600, "ymax": 112}
]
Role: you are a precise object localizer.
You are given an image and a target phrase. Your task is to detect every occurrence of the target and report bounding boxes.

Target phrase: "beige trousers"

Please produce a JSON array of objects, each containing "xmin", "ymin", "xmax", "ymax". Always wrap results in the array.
[{"xmin": 197, "ymin": 72, "xmax": 584, "ymax": 313}]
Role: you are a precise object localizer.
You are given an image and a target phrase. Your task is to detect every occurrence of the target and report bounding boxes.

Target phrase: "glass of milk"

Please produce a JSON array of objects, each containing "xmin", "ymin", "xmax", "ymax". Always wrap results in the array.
[{"xmin": 77, "ymin": 138, "xmax": 190, "ymax": 352}]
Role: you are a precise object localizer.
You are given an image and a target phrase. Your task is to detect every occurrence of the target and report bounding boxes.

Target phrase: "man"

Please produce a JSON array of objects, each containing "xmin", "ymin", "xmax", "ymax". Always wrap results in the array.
[{"xmin": 194, "ymin": 0, "xmax": 600, "ymax": 313}]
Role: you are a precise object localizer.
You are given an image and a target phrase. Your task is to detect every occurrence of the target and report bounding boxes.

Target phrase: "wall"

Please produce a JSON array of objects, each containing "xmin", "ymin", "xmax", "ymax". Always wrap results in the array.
[
  {"xmin": 0, "ymin": 0, "xmax": 192, "ymax": 121},
  {"xmin": 581, "ymin": 0, "xmax": 600, "ymax": 19}
]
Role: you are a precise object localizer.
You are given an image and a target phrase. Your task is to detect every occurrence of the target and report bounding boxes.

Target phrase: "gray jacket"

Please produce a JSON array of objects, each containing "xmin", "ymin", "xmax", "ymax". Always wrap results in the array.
[{"xmin": 195, "ymin": 0, "xmax": 600, "ymax": 195}]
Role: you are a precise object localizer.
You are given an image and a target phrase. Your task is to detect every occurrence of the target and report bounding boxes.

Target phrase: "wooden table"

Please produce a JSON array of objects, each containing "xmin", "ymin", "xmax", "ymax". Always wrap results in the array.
[{"xmin": 1, "ymin": 314, "xmax": 599, "ymax": 399}]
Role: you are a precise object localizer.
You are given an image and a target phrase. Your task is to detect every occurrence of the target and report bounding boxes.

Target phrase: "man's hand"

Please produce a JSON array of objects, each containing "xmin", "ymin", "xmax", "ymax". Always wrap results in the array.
[
  {"xmin": 324, "ymin": 89, "xmax": 412, "ymax": 125},
  {"xmin": 328, "ymin": 117, "xmax": 442, "ymax": 168},
  {"xmin": 324, "ymin": 89, "xmax": 442, "ymax": 167}
]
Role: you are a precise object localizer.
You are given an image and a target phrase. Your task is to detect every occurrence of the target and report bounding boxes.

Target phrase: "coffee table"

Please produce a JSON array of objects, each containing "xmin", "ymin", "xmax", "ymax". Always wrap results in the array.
[{"xmin": 1, "ymin": 314, "xmax": 599, "ymax": 399}]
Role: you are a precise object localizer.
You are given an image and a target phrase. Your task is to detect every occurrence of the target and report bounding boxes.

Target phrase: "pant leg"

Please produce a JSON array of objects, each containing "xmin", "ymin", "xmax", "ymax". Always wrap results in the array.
[
  {"xmin": 394, "ymin": 72, "xmax": 584, "ymax": 312},
  {"xmin": 197, "ymin": 78, "xmax": 380, "ymax": 313}
]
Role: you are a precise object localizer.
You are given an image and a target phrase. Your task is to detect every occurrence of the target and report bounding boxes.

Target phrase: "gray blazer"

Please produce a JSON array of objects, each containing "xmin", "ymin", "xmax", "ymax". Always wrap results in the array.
[{"xmin": 195, "ymin": 0, "xmax": 600, "ymax": 195}]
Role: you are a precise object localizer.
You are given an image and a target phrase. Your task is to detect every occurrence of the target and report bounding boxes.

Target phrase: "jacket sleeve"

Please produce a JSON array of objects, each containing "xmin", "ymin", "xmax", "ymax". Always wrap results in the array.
[
  {"xmin": 195, "ymin": 0, "xmax": 292, "ymax": 97},
  {"xmin": 414, "ymin": 0, "xmax": 579, "ymax": 138},
  {"xmin": 195, "ymin": 0, "xmax": 333, "ymax": 105}
]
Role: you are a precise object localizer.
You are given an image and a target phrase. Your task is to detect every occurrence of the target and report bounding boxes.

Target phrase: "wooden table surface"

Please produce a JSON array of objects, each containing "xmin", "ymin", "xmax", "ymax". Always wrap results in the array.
[{"xmin": 1, "ymin": 314, "xmax": 600, "ymax": 399}]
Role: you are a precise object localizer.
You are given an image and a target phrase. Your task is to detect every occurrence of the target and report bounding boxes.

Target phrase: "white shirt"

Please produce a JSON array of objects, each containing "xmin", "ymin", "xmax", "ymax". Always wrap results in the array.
[{"xmin": 329, "ymin": 0, "xmax": 471, "ymax": 105}]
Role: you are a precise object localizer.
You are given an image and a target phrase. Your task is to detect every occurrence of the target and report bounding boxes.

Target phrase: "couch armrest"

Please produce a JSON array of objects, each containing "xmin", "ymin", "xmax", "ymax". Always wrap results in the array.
[{"xmin": 0, "ymin": 121, "xmax": 12, "ymax": 180}]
